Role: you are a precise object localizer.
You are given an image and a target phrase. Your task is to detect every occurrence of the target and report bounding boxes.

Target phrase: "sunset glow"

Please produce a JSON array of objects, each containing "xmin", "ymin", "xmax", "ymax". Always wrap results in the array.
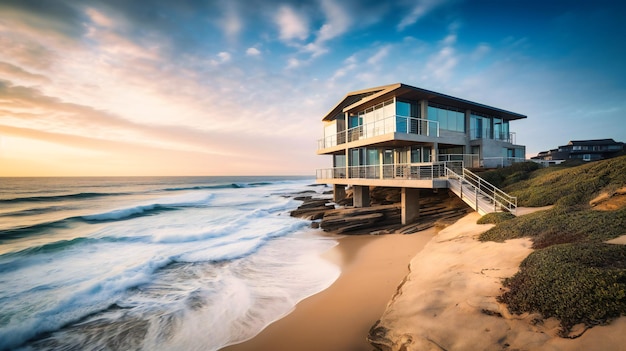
[{"xmin": 1, "ymin": 0, "xmax": 624, "ymax": 176}]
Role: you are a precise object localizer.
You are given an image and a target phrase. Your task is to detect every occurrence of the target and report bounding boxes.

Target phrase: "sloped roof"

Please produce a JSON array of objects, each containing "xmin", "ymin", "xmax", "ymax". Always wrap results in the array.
[
  {"xmin": 567, "ymin": 139, "xmax": 622, "ymax": 146},
  {"xmin": 322, "ymin": 83, "xmax": 527, "ymax": 121}
]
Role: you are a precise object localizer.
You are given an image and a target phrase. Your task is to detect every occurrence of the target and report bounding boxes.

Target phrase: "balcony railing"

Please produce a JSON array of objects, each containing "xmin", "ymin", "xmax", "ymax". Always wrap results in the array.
[
  {"xmin": 318, "ymin": 115, "xmax": 439, "ymax": 150},
  {"xmin": 438, "ymin": 154, "xmax": 480, "ymax": 168},
  {"xmin": 482, "ymin": 157, "xmax": 527, "ymax": 168},
  {"xmin": 316, "ymin": 161, "xmax": 462, "ymax": 181},
  {"xmin": 470, "ymin": 129, "xmax": 517, "ymax": 144}
]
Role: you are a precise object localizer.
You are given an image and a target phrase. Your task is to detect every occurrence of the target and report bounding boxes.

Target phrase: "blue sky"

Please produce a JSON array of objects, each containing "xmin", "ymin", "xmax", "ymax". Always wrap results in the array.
[{"xmin": 0, "ymin": 0, "xmax": 624, "ymax": 176}]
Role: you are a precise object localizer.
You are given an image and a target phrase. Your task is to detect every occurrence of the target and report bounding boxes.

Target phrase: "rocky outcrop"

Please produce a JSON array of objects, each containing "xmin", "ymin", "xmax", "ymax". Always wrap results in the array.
[{"xmin": 290, "ymin": 188, "xmax": 471, "ymax": 235}]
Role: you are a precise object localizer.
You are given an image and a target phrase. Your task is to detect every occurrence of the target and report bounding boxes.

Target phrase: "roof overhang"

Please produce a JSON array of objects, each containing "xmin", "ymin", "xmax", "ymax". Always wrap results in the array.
[{"xmin": 322, "ymin": 83, "xmax": 527, "ymax": 122}]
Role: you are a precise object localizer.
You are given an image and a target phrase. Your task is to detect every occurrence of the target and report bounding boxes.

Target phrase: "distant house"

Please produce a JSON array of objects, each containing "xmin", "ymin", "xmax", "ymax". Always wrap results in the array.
[
  {"xmin": 531, "ymin": 139, "xmax": 624, "ymax": 163},
  {"xmin": 315, "ymin": 83, "xmax": 526, "ymax": 220}
]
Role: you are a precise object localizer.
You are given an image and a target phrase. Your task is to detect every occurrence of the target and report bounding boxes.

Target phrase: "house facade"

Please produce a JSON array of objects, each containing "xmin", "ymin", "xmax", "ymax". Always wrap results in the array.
[
  {"xmin": 531, "ymin": 139, "xmax": 624, "ymax": 163},
  {"xmin": 316, "ymin": 83, "xmax": 526, "ymax": 222}
]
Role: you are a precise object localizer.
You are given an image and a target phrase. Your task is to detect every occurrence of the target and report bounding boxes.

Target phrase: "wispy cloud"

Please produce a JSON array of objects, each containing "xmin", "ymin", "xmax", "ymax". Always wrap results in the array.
[
  {"xmin": 397, "ymin": 0, "xmax": 446, "ymax": 31},
  {"xmin": 275, "ymin": 5, "xmax": 309, "ymax": 41},
  {"xmin": 246, "ymin": 47, "xmax": 261, "ymax": 56}
]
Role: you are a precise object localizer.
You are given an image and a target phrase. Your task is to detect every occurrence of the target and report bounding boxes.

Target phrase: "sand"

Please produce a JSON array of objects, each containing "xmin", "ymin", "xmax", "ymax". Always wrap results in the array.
[
  {"xmin": 224, "ymin": 208, "xmax": 626, "ymax": 351},
  {"xmin": 371, "ymin": 211, "xmax": 626, "ymax": 351},
  {"xmin": 222, "ymin": 229, "xmax": 435, "ymax": 351}
]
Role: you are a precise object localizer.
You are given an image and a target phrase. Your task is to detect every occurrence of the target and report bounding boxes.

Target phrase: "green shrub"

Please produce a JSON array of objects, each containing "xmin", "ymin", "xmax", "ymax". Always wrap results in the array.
[
  {"xmin": 477, "ymin": 212, "xmax": 515, "ymax": 224},
  {"xmin": 479, "ymin": 156, "xmax": 626, "ymax": 337},
  {"xmin": 505, "ymin": 155, "xmax": 626, "ymax": 207},
  {"xmin": 499, "ymin": 243, "xmax": 626, "ymax": 336},
  {"xmin": 479, "ymin": 207, "xmax": 626, "ymax": 248},
  {"xmin": 477, "ymin": 162, "xmax": 540, "ymax": 189}
]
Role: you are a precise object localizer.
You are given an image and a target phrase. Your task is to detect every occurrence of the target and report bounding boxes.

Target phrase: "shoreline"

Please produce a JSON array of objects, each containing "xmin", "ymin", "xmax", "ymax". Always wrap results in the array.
[{"xmin": 221, "ymin": 229, "xmax": 435, "ymax": 351}]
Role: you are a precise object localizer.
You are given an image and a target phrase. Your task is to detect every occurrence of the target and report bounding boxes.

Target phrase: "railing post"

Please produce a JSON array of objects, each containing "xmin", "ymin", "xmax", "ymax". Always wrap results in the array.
[{"xmin": 475, "ymin": 186, "xmax": 478, "ymax": 212}]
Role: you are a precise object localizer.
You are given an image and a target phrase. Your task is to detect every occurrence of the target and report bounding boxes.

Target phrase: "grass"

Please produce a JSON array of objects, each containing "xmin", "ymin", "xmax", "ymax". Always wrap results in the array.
[
  {"xmin": 477, "ymin": 155, "xmax": 626, "ymax": 337},
  {"xmin": 499, "ymin": 243, "xmax": 626, "ymax": 336}
]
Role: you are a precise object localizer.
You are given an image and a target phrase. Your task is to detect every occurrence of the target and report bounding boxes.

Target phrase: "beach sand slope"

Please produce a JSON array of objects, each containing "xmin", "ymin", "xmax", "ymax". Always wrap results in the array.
[{"xmin": 369, "ymin": 212, "xmax": 626, "ymax": 351}]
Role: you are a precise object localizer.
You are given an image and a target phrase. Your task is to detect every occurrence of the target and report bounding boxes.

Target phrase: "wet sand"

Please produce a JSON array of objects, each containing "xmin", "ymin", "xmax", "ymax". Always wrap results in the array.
[{"xmin": 222, "ymin": 229, "xmax": 435, "ymax": 351}]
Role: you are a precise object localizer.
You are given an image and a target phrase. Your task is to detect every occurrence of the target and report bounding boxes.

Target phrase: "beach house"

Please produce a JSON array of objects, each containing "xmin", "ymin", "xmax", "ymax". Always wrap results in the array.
[
  {"xmin": 531, "ymin": 139, "xmax": 625, "ymax": 163},
  {"xmin": 316, "ymin": 83, "xmax": 527, "ymax": 222}
]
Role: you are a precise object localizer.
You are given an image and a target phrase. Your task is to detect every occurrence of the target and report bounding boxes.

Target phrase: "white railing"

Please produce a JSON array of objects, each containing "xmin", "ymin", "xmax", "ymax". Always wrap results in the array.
[
  {"xmin": 316, "ymin": 161, "xmax": 462, "ymax": 181},
  {"xmin": 318, "ymin": 115, "xmax": 439, "ymax": 150},
  {"xmin": 446, "ymin": 167, "xmax": 517, "ymax": 214},
  {"xmin": 482, "ymin": 157, "xmax": 527, "ymax": 168},
  {"xmin": 470, "ymin": 129, "xmax": 517, "ymax": 144},
  {"xmin": 438, "ymin": 154, "xmax": 480, "ymax": 168}
]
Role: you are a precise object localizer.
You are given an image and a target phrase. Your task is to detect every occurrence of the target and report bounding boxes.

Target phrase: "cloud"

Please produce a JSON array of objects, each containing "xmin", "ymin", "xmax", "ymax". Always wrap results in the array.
[
  {"xmin": 246, "ymin": 47, "xmax": 261, "ymax": 56},
  {"xmin": 275, "ymin": 5, "xmax": 309, "ymax": 41},
  {"xmin": 217, "ymin": 1, "xmax": 243, "ymax": 40},
  {"xmin": 0, "ymin": 62, "xmax": 51, "ymax": 84},
  {"xmin": 367, "ymin": 45, "xmax": 391, "ymax": 65},
  {"xmin": 316, "ymin": 0, "xmax": 350, "ymax": 42},
  {"xmin": 397, "ymin": 0, "xmax": 446, "ymax": 31},
  {"xmin": 293, "ymin": 0, "xmax": 351, "ymax": 59},
  {"xmin": 470, "ymin": 43, "xmax": 491, "ymax": 60}
]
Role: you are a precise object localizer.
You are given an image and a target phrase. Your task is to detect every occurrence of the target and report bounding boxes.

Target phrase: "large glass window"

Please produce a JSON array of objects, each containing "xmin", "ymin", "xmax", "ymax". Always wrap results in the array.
[
  {"xmin": 427, "ymin": 103, "xmax": 465, "ymax": 133},
  {"xmin": 470, "ymin": 113, "xmax": 492, "ymax": 139},
  {"xmin": 366, "ymin": 149, "xmax": 379, "ymax": 165},
  {"xmin": 411, "ymin": 147, "xmax": 421, "ymax": 163},
  {"xmin": 396, "ymin": 101, "xmax": 411, "ymax": 116},
  {"xmin": 333, "ymin": 154, "xmax": 346, "ymax": 168}
]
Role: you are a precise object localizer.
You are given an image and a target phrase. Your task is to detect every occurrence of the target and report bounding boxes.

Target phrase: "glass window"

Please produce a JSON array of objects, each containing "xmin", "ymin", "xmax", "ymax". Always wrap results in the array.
[
  {"xmin": 367, "ymin": 149, "xmax": 379, "ymax": 165},
  {"xmin": 427, "ymin": 106, "xmax": 437, "ymax": 121},
  {"xmin": 396, "ymin": 101, "xmax": 410, "ymax": 117},
  {"xmin": 437, "ymin": 108, "xmax": 448, "ymax": 130},
  {"xmin": 334, "ymin": 154, "xmax": 346, "ymax": 167},
  {"xmin": 411, "ymin": 147, "xmax": 421, "ymax": 163},
  {"xmin": 456, "ymin": 112, "xmax": 465, "ymax": 133}
]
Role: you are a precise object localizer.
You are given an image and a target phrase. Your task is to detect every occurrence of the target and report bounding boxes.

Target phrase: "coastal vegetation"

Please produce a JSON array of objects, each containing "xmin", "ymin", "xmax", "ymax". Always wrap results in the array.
[{"xmin": 478, "ymin": 155, "xmax": 626, "ymax": 336}]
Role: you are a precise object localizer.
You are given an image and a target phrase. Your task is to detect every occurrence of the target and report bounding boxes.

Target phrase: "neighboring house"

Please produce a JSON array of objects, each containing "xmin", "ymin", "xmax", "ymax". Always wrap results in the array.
[
  {"xmin": 315, "ymin": 83, "xmax": 526, "ymax": 222},
  {"xmin": 531, "ymin": 139, "xmax": 625, "ymax": 163}
]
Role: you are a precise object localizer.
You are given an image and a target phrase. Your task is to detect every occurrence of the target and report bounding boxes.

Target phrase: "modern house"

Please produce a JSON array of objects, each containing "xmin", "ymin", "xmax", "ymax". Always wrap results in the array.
[
  {"xmin": 531, "ymin": 139, "xmax": 624, "ymax": 163},
  {"xmin": 315, "ymin": 83, "xmax": 527, "ymax": 222}
]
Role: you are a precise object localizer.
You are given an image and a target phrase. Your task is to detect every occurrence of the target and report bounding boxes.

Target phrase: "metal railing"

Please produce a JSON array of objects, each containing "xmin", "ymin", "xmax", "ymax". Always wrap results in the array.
[
  {"xmin": 316, "ymin": 161, "xmax": 462, "ymax": 181},
  {"xmin": 446, "ymin": 167, "xmax": 517, "ymax": 214},
  {"xmin": 470, "ymin": 129, "xmax": 517, "ymax": 144},
  {"xmin": 438, "ymin": 154, "xmax": 480, "ymax": 168},
  {"xmin": 482, "ymin": 157, "xmax": 527, "ymax": 168},
  {"xmin": 318, "ymin": 115, "xmax": 439, "ymax": 150}
]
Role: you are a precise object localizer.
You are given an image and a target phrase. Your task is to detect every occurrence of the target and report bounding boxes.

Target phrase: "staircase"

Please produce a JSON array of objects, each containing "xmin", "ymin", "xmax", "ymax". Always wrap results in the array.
[{"xmin": 446, "ymin": 167, "xmax": 517, "ymax": 216}]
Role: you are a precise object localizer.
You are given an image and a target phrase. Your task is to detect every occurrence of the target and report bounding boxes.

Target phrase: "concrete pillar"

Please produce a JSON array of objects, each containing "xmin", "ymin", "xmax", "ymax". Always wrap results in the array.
[
  {"xmin": 401, "ymin": 187, "xmax": 420, "ymax": 224},
  {"xmin": 432, "ymin": 142, "xmax": 438, "ymax": 163},
  {"xmin": 333, "ymin": 184, "xmax": 346, "ymax": 203},
  {"xmin": 353, "ymin": 185, "xmax": 370, "ymax": 208}
]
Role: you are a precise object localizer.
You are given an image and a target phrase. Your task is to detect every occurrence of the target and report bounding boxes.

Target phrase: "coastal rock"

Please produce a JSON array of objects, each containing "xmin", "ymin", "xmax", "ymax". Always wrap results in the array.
[{"xmin": 290, "ymin": 197, "xmax": 335, "ymax": 220}]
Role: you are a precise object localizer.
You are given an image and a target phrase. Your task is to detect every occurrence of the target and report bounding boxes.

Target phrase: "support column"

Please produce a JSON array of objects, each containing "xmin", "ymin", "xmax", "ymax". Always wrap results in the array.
[
  {"xmin": 401, "ymin": 187, "xmax": 420, "ymax": 224},
  {"xmin": 432, "ymin": 142, "xmax": 438, "ymax": 163},
  {"xmin": 353, "ymin": 185, "xmax": 370, "ymax": 208},
  {"xmin": 333, "ymin": 184, "xmax": 346, "ymax": 203}
]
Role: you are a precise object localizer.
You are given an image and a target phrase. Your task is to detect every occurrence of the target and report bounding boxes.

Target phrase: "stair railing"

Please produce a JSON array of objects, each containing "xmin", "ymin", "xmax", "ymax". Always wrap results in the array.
[{"xmin": 446, "ymin": 167, "xmax": 517, "ymax": 215}]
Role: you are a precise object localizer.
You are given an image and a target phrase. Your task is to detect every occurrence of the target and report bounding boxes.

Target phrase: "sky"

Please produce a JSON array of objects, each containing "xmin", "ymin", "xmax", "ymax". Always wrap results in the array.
[{"xmin": 0, "ymin": 0, "xmax": 625, "ymax": 176}]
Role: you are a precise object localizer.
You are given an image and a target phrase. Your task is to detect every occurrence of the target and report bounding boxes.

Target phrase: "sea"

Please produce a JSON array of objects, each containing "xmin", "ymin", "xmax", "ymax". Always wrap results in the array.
[{"xmin": 0, "ymin": 176, "xmax": 340, "ymax": 351}]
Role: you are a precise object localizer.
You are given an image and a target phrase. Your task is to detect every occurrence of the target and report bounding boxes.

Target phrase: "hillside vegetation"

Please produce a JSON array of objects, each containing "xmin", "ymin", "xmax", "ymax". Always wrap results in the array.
[{"xmin": 478, "ymin": 156, "xmax": 626, "ymax": 337}]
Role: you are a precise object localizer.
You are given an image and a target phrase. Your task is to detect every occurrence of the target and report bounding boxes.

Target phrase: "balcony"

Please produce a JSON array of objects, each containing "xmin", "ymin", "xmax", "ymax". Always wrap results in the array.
[
  {"xmin": 318, "ymin": 115, "xmax": 439, "ymax": 150},
  {"xmin": 470, "ymin": 129, "xmax": 517, "ymax": 144},
  {"xmin": 315, "ymin": 161, "xmax": 463, "ymax": 189}
]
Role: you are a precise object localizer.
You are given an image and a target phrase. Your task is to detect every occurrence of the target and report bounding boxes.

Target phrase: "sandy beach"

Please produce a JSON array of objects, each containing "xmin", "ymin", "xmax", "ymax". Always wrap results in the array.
[{"xmin": 222, "ymin": 229, "xmax": 435, "ymax": 351}]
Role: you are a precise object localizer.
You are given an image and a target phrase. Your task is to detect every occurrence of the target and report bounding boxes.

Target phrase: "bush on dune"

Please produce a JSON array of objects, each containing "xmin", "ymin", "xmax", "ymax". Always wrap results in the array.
[{"xmin": 478, "ymin": 155, "xmax": 626, "ymax": 337}]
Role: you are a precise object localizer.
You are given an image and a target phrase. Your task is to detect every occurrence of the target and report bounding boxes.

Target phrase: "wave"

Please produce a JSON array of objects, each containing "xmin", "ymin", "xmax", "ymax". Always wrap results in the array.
[
  {"xmin": 163, "ymin": 184, "xmax": 241, "ymax": 191},
  {"xmin": 0, "ymin": 255, "xmax": 173, "ymax": 351},
  {"xmin": 0, "ymin": 195, "xmax": 214, "ymax": 241},
  {"xmin": 0, "ymin": 192, "xmax": 129, "ymax": 204},
  {"xmin": 0, "ymin": 205, "xmax": 70, "ymax": 218},
  {"xmin": 163, "ymin": 181, "xmax": 273, "ymax": 192}
]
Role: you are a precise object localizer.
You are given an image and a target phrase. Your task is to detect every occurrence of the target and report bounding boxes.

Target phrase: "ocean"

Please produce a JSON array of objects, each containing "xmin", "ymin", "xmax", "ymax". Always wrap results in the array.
[{"xmin": 0, "ymin": 176, "xmax": 339, "ymax": 351}]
